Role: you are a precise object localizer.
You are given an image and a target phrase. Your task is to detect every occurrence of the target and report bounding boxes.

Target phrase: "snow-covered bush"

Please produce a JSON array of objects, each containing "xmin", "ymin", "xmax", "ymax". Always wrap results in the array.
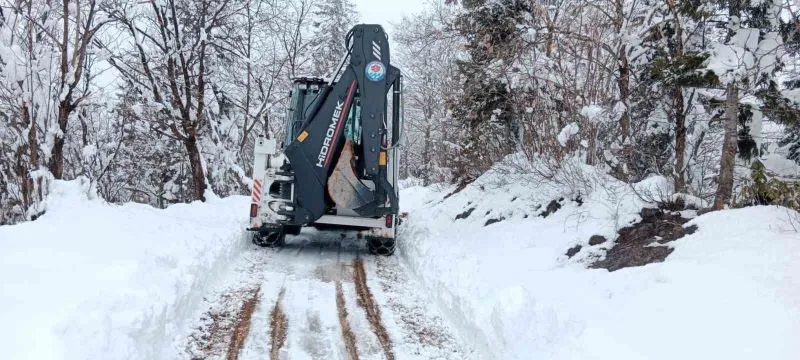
[{"xmin": 738, "ymin": 159, "xmax": 800, "ymax": 211}]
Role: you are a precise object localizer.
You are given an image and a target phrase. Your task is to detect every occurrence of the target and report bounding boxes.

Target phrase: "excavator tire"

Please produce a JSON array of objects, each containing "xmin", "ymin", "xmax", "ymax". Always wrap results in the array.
[
  {"xmin": 285, "ymin": 225, "xmax": 302, "ymax": 236},
  {"xmin": 366, "ymin": 236, "xmax": 395, "ymax": 256},
  {"xmin": 252, "ymin": 230, "xmax": 285, "ymax": 248}
]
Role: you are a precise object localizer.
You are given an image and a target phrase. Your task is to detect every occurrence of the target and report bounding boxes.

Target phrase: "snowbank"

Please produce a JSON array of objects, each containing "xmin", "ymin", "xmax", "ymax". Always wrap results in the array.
[
  {"xmin": 0, "ymin": 179, "xmax": 251, "ymax": 360},
  {"xmin": 398, "ymin": 162, "xmax": 800, "ymax": 360}
]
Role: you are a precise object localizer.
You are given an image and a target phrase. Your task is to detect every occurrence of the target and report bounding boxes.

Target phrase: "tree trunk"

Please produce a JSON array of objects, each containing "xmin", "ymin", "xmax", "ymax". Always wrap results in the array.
[
  {"xmin": 618, "ymin": 53, "xmax": 630, "ymax": 140},
  {"xmin": 586, "ymin": 123, "xmax": 597, "ymax": 166},
  {"xmin": 19, "ymin": 103, "xmax": 42, "ymax": 219},
  {"xmin": 401, "ymin": 140, "xmax": 410, "ymax": 180},
  {"xmin": 674, "ymin": 85, "xmax": 687, "ymax": 193},
  {"xmin": 713, "ymin": 83, "xmax": 738, "ymax": 210},
  {"xmin": 183, "ymin": 136, "xmax": 207, "ymax": 202},
  {"xmin": 422, "ymin": 121, "xmax": 432, "ymax": 186},
  {"xmin": 615, "ymin": 0, "xmax": 630, "ymax": 141},
  {"xmin": 49, "ymin": 101, "xmax": 71, "ymax": 179}
]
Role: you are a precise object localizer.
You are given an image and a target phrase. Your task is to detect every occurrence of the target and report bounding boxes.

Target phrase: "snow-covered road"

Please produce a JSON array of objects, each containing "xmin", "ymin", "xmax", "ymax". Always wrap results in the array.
[{"xmin": 178, "ymin": 230, "xmax": 474, "ymax": 360}]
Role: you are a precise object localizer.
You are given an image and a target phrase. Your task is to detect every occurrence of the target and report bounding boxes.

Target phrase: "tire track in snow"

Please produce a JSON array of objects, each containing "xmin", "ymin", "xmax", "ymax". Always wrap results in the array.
[
  {"xmin": 182, "ymin": 250, "xmax": 271, "ymax": 360},
  {"xmin": 182, "ymin": 229, "xmax": 471, "ymax": 360},
  {"xmin": 353, "ymin": 257, "xmax": 395, "ymax": 360},
  {"xmin": 369, "ymin": 255, "xmax": 474, "ymax": 359},
  {"xmin": 226, "ymin": 287, "xmax": 261, "ymax": 360},
  {"xmin": 268, "ymin": 288, "xmax": 288, "ymax": 360},
  {"xmin": 274, "ymin": 232, "xmax": 364, "ymax": 359},
  {"xmin": 336, "ymin": 280, "xmax": 361, "ymax": 360}
]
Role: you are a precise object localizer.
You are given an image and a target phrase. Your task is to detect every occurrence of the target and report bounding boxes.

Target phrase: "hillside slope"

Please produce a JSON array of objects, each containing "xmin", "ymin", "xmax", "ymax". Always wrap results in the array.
[{"xmin": 398, "ymin": 164, "xmax": 800, "ymax": 360}]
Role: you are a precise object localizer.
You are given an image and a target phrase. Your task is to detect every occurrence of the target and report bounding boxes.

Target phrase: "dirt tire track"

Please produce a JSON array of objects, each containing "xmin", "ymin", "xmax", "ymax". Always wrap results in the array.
[
  {"xmin": 353, "ymin": 257, "xmax": 395, "ymax": 360},
  {"xmin": 373, "ymin": 257, "xmax": 470, "ymax": 358},
  {"xmin": 336, "ymin": 281, "xmax": 360, "ymax": 360},
  {"xmin": 185, "ymin": 282, "xmax": 261, "ymax": 360},
  {"xmin": 226, "ymin": 287, "xmax": 261, "ymax": 360},
  {"xmin": 269, "ymin": 288, "xmax": 288, "ymax": 360}
]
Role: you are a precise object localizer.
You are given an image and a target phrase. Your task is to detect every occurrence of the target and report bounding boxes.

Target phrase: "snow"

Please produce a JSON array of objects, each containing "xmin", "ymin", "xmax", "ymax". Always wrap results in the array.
[
  {"xmin": 82, "ymin": 144, "xmax": 98, "ymax": 158},
  {"xmin": 398, "ymin": 158, "xmax": 800, "ymax": 360},
  {"xmin": 762, "ymin": 152, "xmax": 800, "ymax": 179},
  {"xmin": 0, "ymin": 178, "xmax": 251, "ymax": 360},
  {"xmin": 706, "ymin": 23, "xmax": 785, "ymax": 84},
  {"xmin": 557, "ymin": 122, "xmax": 580, "ymax": 147},
  {"xmin": 580, "ymin": 104, "xmax": 604, "ymax": 123},
  {"xmin": 2, "ymin": 161, "xmax": 799, "ymax": 360},
  {"xmin": 671, "ymin": 192, "xmax": 708, "ymax": 209},
  {"xmin": 707, "ymin": 42, "xmax": 755, "ymax": 82}
]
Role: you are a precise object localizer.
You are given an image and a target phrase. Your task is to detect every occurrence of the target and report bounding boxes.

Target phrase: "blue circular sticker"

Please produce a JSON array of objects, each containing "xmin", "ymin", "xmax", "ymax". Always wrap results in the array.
[{"xmin": 365, "ymin": 61, "xmax": 386, "ymax": 82}]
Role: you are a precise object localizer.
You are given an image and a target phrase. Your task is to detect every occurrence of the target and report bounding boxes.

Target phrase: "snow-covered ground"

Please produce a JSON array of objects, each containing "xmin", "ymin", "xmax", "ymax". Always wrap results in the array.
[
  {"xmin": 0, "ymin": 178, "xmax": 251, "ymax": 360},
  {"xmin": 0, "ymin": 178, "xmax": 470, "ymax": 360},
  {"xmin": 2, "ymin": 163, "xmax": 799, "ymax": 360},
  {"xmin": 177, "ymin": 232, "xmax": 471, "ymax": 360},
  {"xmin": 398, "ymin": 162, "xmax": 800, "ymax": 360}
]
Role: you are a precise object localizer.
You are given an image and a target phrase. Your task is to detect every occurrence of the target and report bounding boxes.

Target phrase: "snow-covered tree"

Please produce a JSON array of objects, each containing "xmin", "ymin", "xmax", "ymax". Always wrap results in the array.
[
  {"xmin": 393, "ymin": 1, "xmax": 462, "ymax": 185},
  {"xmin": 102, "ymin": 0, "xmax": 246, "ymax": 203},
  {"xmin": 446, "ymin": 0, "xmax": 532, "ymax": 181},
  {"xmin": 0, "ymin": 0, "xmax": 109, "ymax": 224},
  {"xmin": 699, "ymin": 0, "xmax": 796, "ymax": 209},
  {"xmin": 308, "ymin": 0, "xmax": 359, "ymax": 78}
]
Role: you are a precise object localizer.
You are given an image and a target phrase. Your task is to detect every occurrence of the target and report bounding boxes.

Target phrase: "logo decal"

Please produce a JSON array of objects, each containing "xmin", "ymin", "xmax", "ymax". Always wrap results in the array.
[
  {"xmin": 365, "ymin": 61, "xmax": 386, "ymax": 82},
  {"xmin": 317, "ymin": 100, "xmax": 344, "ymax": 168}
]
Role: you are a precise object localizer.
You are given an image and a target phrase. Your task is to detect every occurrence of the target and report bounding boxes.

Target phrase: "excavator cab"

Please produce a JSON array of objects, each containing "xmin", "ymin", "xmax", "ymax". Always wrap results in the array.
[
  {"xmin": 283, "ymin": 78, "xmax": 326, "ymax": 148},
  {"xmin": 248, "ymin": 24, "xmax": 403, "ymax": 255}
]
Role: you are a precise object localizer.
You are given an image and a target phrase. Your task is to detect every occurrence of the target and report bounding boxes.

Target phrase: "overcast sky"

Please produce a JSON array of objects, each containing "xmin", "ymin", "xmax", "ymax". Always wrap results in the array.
[{"xmin": 352, "ymin": 0, "xmax": 427, "ymax": 32}]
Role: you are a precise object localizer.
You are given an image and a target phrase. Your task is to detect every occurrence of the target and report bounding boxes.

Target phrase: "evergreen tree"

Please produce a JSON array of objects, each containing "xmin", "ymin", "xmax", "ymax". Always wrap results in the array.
[
  {"xmin": 702, "ymin": 0, "xmax": 796, "ymax": 208},
  {"xmin": 632, "ymin": 0, "xmax": 718, "ymax": 192},
  {"xmin": 447, "ymin": 0, "xmax": 531, "ymax": 182},
  {"xmin": 309, "ymin": 0, "xmax": 359, "ymax": 78}
]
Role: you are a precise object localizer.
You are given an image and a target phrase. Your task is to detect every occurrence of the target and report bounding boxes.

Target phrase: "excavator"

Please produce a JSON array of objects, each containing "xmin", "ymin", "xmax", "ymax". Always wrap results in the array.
[{"xmin": 247, "ymin": 24, "xmax": 403, "ymax": 256}]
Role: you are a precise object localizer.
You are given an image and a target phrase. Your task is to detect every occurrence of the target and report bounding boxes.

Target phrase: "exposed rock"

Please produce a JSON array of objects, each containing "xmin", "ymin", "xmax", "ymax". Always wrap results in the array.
[
  {"xmin": 574, "ymin": 194, "xmax": 583, "ymax": 206},
  {"xmin": 540, "ymin": 200, "xmax": 562, "ymax": 218},
  {"xmin": 590, "ymin": 208, "xmax": 697, "ymax": 272},
  {"xmin": 484, "ymin": 217, "xmax": 505, "ymax": 226},
  {"xmin": 640, "ymin": 207, "xmax": 661, "ymax": 220},
  {"xmin": 566, "ymin": 245, "xmax": 582, "ymax": 258},
  {"xmin": 588, "ymin": 235, "xmax": 607, "ymax": 246},
  {"xmin": 455, "ymin": 207, "xmax": 476, "ymax": 220}
]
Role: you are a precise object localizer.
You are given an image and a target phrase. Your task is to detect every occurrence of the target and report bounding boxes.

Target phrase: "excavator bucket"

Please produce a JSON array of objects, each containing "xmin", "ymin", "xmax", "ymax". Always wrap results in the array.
[{"xmin": 327, "ymin": 140, "xmax": 375, "ymax": 210}]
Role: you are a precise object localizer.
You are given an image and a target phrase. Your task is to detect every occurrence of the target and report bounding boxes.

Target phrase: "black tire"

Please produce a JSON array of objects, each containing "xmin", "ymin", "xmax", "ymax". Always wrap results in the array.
[
  {"xmin": 252, "ymin": 230, "xmax": 285, "ymax": 248},
  {"xmin": 367, "ymin": 236, "xmax": 395, "ymax": 256},
  {"xmin": 284, "ymin": 225, "xmax": 302, "ymax": 236}
]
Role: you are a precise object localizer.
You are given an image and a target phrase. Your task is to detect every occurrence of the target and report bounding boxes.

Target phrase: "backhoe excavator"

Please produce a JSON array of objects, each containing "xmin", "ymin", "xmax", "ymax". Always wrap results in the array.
[{"xmin": 247, "ymin": 24, "xmax": 403, "ymax": 255}]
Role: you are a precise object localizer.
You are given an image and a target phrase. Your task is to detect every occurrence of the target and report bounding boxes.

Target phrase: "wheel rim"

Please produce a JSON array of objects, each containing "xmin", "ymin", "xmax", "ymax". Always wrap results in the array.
[{"xmin": 368, "ymin": 237, "xmax": 394, "ymax": 255}]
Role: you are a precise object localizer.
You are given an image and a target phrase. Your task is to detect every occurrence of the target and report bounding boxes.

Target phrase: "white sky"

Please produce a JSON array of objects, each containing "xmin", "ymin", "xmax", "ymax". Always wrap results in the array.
[{"xmin": 352, "ymin": 0, "xmax": 427, "ymax": 32}]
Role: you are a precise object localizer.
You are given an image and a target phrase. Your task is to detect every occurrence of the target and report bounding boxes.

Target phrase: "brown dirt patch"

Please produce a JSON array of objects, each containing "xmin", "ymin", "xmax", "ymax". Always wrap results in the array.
[
  {"xmin": 226, "ymin": 287, "xmax": 261, "ymax": 360},
  {"xmin": 336, "ymin": 281, "xmax": 360, "ymax": 360},
  {"xmin": 186, "ymin": 286, "xmax": 261, "ymax": 360},
  {"xmin": 269, "ymin": 289, "xmax": 288, "ymax": 360},
  {"xmin": 590, "ymin": 208, "xmax": 698, "ymax": 272},
  {"xmin": 353, "ymin": 258, "xmax": 395, "ymax": 360}
]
